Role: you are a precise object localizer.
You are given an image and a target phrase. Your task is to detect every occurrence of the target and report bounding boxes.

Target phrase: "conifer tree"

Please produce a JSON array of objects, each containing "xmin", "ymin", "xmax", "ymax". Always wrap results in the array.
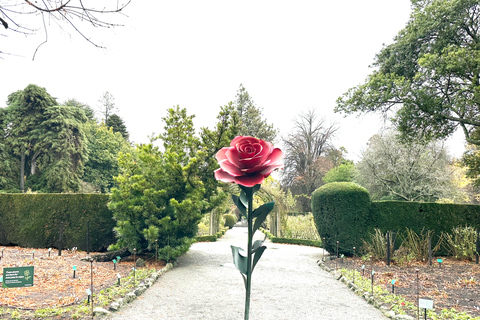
[{"xmin": 234, "ymin": 84, "xmax": 277, "ymax": 142}]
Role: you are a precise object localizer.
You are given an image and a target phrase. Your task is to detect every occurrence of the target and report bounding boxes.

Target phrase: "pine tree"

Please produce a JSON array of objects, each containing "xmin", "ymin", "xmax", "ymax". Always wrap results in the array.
[
  {"xmin": 234, "ymin": 84, "xmax": 277, "ymax": 142},
  {"xmin": 106, "ymin": 113, "xmax": 129, "ymax": 141}
]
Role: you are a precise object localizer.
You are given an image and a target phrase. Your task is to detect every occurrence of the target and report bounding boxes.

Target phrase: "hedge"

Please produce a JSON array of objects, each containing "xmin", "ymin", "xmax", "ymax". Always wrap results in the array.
[
  {"xmin": 311, "ymin": 182, "xmax": 374, "ymax": 255},
  {"xmin": 311, "ymin": 183, "xmax": 480, "ymax": 255},
  {"xmin": 372, "ymin": 201, "xmax": 480, "ymax": 251},
  {"xmin": 195, "ymin": 227, "xmax": 228, "ymax": 242},
  {"xmin": 373, "ymin": 201, "xmax": 480, "ymax": 233},
  {"xmin": 261, "ymin": 229, "xmax": 322, "ymax": 247},
  {"xmin": 0, "ymin": 194, "xmax": 115, "ymax": 252}
]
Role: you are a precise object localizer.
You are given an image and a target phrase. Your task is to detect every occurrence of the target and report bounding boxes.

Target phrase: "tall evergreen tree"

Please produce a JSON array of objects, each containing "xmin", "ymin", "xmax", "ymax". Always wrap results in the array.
[
  {"xmin": 5, "ymin": 84, "xmax": 57, "ymax": 192},
  {"xmin": 4, "ymin": 84, "xmax": 88, "ymax": 192},
  {"xmin": 199, "ymin": 102, "xmax": 241, "ymax": 209},
  {"xmin": 0, "ymin": 108, "xmax": 19, "ymax": 192},
  {"xmin": 234, "ymin": 84, "xmax": 277, "ymax": 142},
  {"xmin": 106, "ymin": 113, "xmax": 129, "ymax": 141},
  {"xmin": 64, "ymin": 98, "xmax": 95, "ymax": 121},
  {"xmin": 36, "ymin": 105, "xmax": 88, "ymax": 192}
]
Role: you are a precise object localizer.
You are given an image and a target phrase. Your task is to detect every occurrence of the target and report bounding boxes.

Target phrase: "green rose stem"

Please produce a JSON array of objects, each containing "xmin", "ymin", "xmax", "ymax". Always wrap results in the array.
[{"xmin": 245, "ymin": 187, "xmax": 254, "ymax": 320}]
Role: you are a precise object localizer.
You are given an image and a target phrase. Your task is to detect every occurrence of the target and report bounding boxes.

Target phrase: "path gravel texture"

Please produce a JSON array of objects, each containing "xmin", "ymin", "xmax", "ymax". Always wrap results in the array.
[{"xmin": 105, "ymin": 227, "xmax": 387, "ymax": 320}]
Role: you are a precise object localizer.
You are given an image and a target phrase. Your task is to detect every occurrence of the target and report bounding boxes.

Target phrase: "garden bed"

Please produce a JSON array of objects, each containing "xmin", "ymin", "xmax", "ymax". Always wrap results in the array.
[
  {"xmin": 323, "ymin": 257, "xmax": 480, "ymax": 319},
  {"xmin": 0, "ymin": 246, "xmax": 165, "ymax": 318}
]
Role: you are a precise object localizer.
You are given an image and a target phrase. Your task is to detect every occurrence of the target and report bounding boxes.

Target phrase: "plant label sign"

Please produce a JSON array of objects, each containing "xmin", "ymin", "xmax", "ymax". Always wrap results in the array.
[
  {"xmin": 2, "ymin": 266, "xmax": 34, "ymax": 288},
  {"xmin": 418, "ymin": 298, "xmax": 434, "ymax": 309}
]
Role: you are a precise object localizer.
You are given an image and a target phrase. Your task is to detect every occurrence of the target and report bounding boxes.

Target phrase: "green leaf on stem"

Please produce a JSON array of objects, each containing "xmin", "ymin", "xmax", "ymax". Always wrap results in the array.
[
  {"xmin": 252, "ymin": 246, "xmax": 266, "ymax": 271},
  {"xmin": 252, "ymin": 202, "xmax": 274, "ymax": 234},
  {"xmin": 232, "ymin": 195, "xmax": 246, "ymax": 216},
  {"xmin": 251, "ymin": 239, "xmax": 265, "ymax": 253},
  {"xmin": 240, "ymin": 190, "xmax": 248, "ymax": 208},
  {"xmin": 230, "ymin": 245, "xmax": 248, "ymax": 275}
]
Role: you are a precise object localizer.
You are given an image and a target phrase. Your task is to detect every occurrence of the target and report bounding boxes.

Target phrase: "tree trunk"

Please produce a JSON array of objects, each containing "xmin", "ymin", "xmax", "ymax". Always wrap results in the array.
[
  {"xmin": 20, "ymin": 151, "xmax": 25, "ymax": 192},
  {"xmin": 30, "ymin": 150, "xmax": 41, "ymax": 175}
]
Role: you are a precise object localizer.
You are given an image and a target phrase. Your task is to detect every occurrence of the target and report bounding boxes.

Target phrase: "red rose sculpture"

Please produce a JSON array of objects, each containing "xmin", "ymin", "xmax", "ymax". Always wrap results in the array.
[{"xmin": 214, "ymin": 136, "xmax": 284, "ymax": 187}]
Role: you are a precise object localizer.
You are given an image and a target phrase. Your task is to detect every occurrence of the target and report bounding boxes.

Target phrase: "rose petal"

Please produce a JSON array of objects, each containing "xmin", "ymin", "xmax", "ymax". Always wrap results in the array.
[
  {"xmin": 214, "ymin": 168, "xmax": 236, "ymax": 183},
  {"xmin": 215, "ymin": 148, "xmax": 229, "ymax": 162},
  {"xmin": 230, "ymin": 136, "xmax": 258, "ymax": 147},
  {"xmin": 218, "ymin": 159, "xmax": 243, "ymax": 177},
  {"xmin": 225, "ymin": 148, "xmax": 243, "ymax": 168},
  {"xmin": 237, "ymin": 139, "xmax": 273, "ymax": 168},
  {"xmin": 234, "ymin": 174, "xmax": 266, "ymax": 187},
  {"xmin": 264, "ymin": 148, "xmax": 284, "ymax": 165},
  {"xmin": 259, "ymin": 163, "xmax": 284, "ymax": 176}
]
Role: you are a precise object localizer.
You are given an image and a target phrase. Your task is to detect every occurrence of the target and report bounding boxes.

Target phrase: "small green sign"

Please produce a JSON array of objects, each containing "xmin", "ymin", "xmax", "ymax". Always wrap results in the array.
[{"xmin": 2, "ymin": 266, "xmax": 34, "ymax": 288}]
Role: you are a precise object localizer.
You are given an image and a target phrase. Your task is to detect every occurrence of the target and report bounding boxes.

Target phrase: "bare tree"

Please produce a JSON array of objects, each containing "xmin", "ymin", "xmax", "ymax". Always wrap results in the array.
[
  {"xmin": 0, "ymin": 0, "xmax": 131, "ymax": 58},
  {"xmin": 97, "ymin": 91, "xmax": 117, "ymax": 123},
  {"xmin": 282, "ymin": 109, "xmax": 339, "ymax": 210}
]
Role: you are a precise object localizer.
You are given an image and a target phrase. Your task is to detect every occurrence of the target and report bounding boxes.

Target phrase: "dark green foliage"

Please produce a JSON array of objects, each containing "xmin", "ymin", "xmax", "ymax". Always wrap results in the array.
[
  {"xmin": 106, "ymin": 114, "xmax": 129, "ymax": 141},
  {"xmin": 336, "ymin": 0, "xmax": 480, "ymax": 146},
  {"xmin": 311, "ymin": 182, "xmax": 480, "ymax": 257},
  {"xmin": 4, "ymin": 85, "xmax": 88, "ymax": 193},
  {"xmin": 234, "ymin": 84, "xmax": 277, "ymax": 143},
  {"xmin": 311, "ymin": 182, "xmax": 374, "ymax": 255},
  {"xmin": 109, "ymin": 107, "xmax": 206, "ymax": 261},
  {"xmin": 373, "ymin": 201, "xmax": 480, "ymax": 250},
  {"xmin": 0, "ymin": 194, "xmax": 115, "ymax": 251},
  {"xmin": 82, "ymin": 123, "xmax": 132, "ymax": 193},
  {"xmin": 223, "ymin": 214, "xmax": 237, "ymax": 229}
]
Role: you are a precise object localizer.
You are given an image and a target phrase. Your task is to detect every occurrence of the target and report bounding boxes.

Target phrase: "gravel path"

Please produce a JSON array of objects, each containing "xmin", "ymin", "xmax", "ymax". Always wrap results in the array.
[{"xmin": 105, "ymin": 227, "xmax": 387, "ymax": 320}]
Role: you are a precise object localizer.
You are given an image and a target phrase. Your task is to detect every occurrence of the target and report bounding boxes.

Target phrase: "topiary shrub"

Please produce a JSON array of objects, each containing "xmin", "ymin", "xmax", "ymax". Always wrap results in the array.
[
  {"xmin": 223, "ymin": 214, "xmax": 237, "ymax": 229},
  {"xmin": 311, "ymin": 182, "xmax": 374, "ymax": 256}
]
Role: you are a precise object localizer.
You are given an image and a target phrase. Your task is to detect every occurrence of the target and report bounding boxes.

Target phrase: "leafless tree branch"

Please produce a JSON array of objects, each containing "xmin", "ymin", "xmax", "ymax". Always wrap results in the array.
[{"xmin": 0, "ymin": 0, "xmax": 132, "ymax": 57}]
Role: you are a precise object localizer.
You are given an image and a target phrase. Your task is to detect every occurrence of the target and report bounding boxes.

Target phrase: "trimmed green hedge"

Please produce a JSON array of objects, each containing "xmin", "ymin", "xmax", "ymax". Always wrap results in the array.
[
  {"xmin": 373, "ymin": 201, "xmax": 480, "ymax": 233},
  {"xmin": 373, "ymin": 201, "xmax": 480, "ymax": 252},
  {"xmin": 311, "ymin": 183, "xmax": 480, "ymax": 256},
  {"xmin": 195, "ymin": 227, "xmax": 228, "ymax": 242},
  {"xmin": 261, "ymin": 229, "xmax": 322, "ymax": 247},
  {"xmin": 0, "ymin": 194, "xmax": 115, "ymax": 251},
  {"xmin": 311, "ymin": 182, "xmax": 373, "ymax": 255}
]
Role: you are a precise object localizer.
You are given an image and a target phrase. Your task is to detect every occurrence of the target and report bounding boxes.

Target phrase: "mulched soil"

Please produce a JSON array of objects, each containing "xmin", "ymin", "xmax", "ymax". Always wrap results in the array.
[
  {"xmin": 323, "ymin": 256, "xmax": 480, "ymax": 318},
  {"xmin": 0, "ymin": 246, "xmax": 165, "ymax": 310}
]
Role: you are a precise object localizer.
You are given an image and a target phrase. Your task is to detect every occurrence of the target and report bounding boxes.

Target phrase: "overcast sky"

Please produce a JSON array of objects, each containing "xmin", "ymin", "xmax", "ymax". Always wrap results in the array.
[{"xmin": 1, "ymin": 0, "xmax": 466, "ymax": 162}]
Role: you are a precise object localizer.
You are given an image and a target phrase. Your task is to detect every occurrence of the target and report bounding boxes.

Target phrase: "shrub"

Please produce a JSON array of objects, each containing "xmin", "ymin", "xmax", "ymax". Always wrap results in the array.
[
  {"xmin": 361, "ymin": 229, "xmax": 395, "ymax": 261},
  {"xmin": 395, "ymin": 228, "xmax": 443, "ymax": 264},
  {"xmin": 223, "ymin": 214, "xmax": 237, "ymax": 229},
  {"xmin": 443, "ymin": 226, "xmax": 478, "ymax": 261},
  {"xmin": 311, "ymin": 182, "xmax": 374, "ymax": 255}
]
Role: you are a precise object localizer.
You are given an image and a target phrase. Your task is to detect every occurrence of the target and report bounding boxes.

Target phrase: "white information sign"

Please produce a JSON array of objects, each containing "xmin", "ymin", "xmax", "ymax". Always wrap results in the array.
[{"xmin": 419, "ymin": 298, "xmax": 434, "ymax": 309}]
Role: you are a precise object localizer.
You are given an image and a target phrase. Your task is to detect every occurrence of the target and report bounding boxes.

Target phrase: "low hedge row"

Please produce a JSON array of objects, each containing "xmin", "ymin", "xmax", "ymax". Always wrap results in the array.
[
  {"xmin": 195, "ymin": 227, "xmax": 228, "ymax": 242},
  {"xmin": 0, "ymin": 194, "xmax": 115, "ymax": 252},
  {"xmin": 261, "ymin": 229, "xmax": 322, "ymax": 247}
]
